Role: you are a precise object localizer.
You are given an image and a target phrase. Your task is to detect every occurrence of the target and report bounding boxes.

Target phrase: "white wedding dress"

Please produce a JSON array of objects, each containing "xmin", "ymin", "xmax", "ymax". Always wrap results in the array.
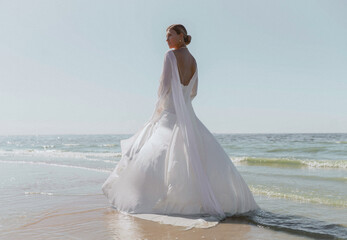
[{"xmin": 102, "ymin": 49, "xmax": 259, "ymax": 228}]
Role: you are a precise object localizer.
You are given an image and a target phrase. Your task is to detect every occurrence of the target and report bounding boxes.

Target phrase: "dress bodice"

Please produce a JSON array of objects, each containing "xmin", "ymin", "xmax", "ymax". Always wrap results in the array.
[
  {"xmin": 151, "ymin": 49, "xmax": 199, "ymax": 123},
  {"xmin": 162, "ymin": 76, "xmax": 197, "ymax": 114}
]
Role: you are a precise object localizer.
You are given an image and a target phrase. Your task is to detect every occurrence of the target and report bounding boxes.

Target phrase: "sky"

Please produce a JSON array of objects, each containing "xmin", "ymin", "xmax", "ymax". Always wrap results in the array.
[{"xmin": 0, "ymin": 0, "xmax": 346, "ymax": 135}]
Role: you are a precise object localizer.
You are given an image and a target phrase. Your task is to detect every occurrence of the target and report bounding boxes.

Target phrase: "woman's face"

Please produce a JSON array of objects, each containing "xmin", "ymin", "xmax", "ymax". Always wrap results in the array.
[{"xmin": 166, "ymin": 29, "xmax": 183, "ymax": 49}]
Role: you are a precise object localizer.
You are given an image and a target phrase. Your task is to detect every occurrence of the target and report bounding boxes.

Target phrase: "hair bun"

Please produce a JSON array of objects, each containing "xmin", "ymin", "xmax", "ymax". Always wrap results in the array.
[
  {"xmin": 167, "ymin": 24, "xmax": 192, "ymax": 45},
  {"xmin": 185, "ymin": 35, "xmax": 192, "ymax": 45}
]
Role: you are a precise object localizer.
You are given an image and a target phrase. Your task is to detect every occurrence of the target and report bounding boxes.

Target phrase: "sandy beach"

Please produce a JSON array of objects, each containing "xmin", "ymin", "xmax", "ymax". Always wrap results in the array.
[{"xmin": 2, "ymin": 194, "xmax": 311, "ymax": 240}]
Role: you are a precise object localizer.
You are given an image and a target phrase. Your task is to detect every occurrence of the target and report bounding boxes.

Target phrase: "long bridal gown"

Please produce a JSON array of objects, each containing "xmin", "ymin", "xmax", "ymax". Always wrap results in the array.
[{"xmin": 102, "ymin": 49, "xmax": 259, "ymax": 228}]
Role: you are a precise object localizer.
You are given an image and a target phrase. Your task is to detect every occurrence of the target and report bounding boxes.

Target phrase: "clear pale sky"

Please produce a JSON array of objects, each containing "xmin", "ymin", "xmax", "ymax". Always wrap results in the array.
[{"xmin": 1, "ymin": 0, "xmax": 346, "ymax": 135}]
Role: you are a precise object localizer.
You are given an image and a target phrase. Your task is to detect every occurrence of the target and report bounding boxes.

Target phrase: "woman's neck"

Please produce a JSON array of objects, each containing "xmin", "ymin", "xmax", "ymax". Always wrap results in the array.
[{"xmin": 174, "ymin": 46, "xmax": 187, "ymax": 51}]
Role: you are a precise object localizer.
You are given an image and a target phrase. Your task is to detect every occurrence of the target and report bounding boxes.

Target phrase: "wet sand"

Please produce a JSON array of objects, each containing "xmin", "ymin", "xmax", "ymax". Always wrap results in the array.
[{"xmin": 1, "ymin": 195, "xmax": 311, "ymax": 240}]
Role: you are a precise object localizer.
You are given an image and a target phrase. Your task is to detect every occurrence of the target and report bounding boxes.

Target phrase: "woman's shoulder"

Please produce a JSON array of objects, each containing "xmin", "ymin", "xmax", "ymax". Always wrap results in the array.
[
  {"xmin": 165, "ymin": 49, "xmax": 174, "ymax": 55},
  {"xmin": 164, "ymin": 49, "xmax": 197, "ymax": 65},
  {"xmin": 164, "ymin": 49, "xmax": 174, "ymax": 60}
]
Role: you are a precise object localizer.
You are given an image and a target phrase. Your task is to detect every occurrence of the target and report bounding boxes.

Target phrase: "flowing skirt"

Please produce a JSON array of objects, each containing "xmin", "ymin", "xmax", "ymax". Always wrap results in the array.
[{"xmin": 102, "ymin": 110, "xmax": 259, "ymax": 228}]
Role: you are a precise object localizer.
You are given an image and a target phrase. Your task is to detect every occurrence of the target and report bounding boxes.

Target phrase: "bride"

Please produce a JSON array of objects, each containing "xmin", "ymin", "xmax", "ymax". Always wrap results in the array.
[{"xmin": 102, "ymin": 24, "xmax": 259, "ymax": 228}]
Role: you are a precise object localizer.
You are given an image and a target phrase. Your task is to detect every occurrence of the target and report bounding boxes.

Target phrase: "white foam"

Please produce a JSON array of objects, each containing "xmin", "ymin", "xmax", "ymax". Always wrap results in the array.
[
  {"xmin": 0, "ymin": 160, "xmax": 112, "ymax": 173},
  {"xmin": 249, "ymin": 186, "xmax": 347, "ymax": 207},
  {"xmin": 0, "ymin": 149, "xmax": 122, "ymax": 160},
  {"xmin": 122, "ymin": 211, "xmax": 219, "ymax": 229},
  {"xmin": 229, "ymin": 156, "xmax": 347, "ymax": 169},
  {"xmin": 25, "ymin": 191, "xmax": 54, "ymax": 196}
]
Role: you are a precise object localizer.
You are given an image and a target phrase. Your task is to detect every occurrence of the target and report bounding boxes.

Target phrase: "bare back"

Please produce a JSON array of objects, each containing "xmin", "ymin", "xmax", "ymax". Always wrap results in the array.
[{"xmin": 172, "ymin": 48, "xmax": 197, "ymax": 86}]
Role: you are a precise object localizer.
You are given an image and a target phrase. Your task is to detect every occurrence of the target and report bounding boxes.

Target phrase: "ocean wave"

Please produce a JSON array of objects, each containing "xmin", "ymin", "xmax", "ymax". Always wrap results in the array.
[
  {"xmin": 0, "ymin": 160, "xmax": 112, "ymax": 173},
  {"xmin": 0, "ymin": 150, "xmax": 122, "ymax": 159},
  {"xmin": 231, "ymin": 156, "xmax": 347, "ymax": 169},
  {"xmin": 25, "ymin": 191, "xmax": 54, "ymax": 196},
  {"xmin": 102, "ymin": 144, "xmax": 119, "ymax": 147},
  {"xmin": 249, "ymin": 186, "xmax": 347, "ymax": 207},
  {"xmin": 62, "ymin": 143, "xmax": 80, "ymax": 146},
  {"xmin": 24, "ymin": 191, "xmax": 103, "ymax": 196},
  {"xmin": 242, "ymin": 170, "xmax": 347, "ymax": 183},
  {"xmin": 266, "ymin": 147, "xmax": 327, "ymax": 153}
]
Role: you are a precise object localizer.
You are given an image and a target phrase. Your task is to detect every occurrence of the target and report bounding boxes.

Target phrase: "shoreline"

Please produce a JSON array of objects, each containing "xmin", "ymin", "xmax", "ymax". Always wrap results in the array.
[{"xmin": 1, "ymin": 195, "xmax": 311, "ymax": 240}]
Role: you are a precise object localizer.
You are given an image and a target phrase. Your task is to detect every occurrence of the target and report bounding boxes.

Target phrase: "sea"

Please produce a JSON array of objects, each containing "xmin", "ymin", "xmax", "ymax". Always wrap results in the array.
[{"xmin": 0, "ymin": 133, "xmax": 346, "ymax": 239}]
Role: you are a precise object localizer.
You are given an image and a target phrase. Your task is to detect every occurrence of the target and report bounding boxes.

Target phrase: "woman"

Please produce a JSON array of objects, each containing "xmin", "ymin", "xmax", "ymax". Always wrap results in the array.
[{"xmin": 102, "ymin": 24, "xmax": 259, "ymax": 227}]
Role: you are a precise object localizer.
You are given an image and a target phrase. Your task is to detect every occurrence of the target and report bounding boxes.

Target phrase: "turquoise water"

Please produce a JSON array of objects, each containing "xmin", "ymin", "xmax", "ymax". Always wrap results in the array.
[{"xmin": 0, "ymin": 133, "xmax": 346, "ymax": 239}]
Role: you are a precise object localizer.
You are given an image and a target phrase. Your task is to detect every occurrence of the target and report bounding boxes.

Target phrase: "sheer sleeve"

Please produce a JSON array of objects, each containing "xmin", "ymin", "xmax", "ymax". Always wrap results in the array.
[
  {"xmin": 157, "ymin": 51, "xmax": 172, "ymax": 99},
  {"xmin": 190, "ymin": 76, "xmax": 198, "ymax": 100},
  {"xmin": 150, "ymin": 51, "xmax": 172, "ymax": 121}
]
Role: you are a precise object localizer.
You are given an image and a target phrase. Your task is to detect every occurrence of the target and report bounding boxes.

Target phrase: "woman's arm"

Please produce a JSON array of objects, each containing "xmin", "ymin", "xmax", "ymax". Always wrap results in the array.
[
  {"xmin": 190, "ymin": 77, "xmax": 198, "ymax": 100},
  {"xmin": 157, "ymin": 51, "xmax": 172, "ymax": 98},
  {"xmin": 154, "ymin": 51, "xmax": 172, "ymax": 116}
]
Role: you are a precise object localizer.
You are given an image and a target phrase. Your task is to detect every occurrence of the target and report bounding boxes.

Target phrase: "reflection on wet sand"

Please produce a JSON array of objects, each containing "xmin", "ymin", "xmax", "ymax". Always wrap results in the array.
[
  {"xmin": 105, "ymin": 207, "xmax": 250, "ymax": 240},
  {"xmin": 104, "ymin": 208, "xmax": 310, "ymax": 240},
  {"xmin": 105, "ymin": 208, "xmax": 143, "ymax": 239},
  {"xmin": 1, "ymin": 195, "xmax": 312, "ymax": 240}
]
